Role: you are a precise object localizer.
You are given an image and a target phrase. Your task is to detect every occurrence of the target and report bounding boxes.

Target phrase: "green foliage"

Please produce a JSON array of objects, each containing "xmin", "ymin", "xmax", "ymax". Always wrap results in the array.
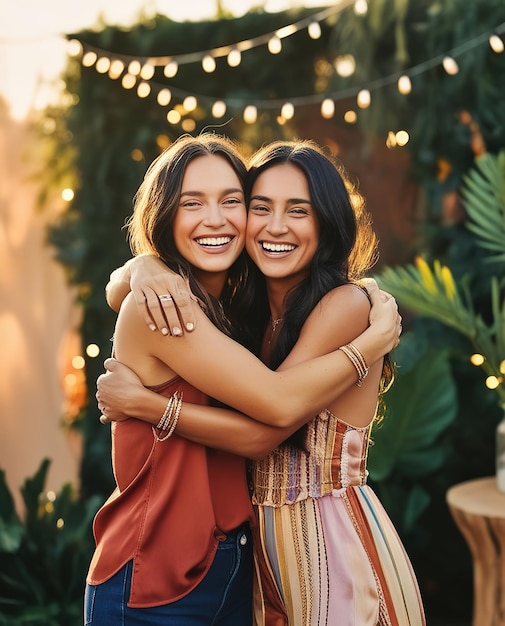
[
  {"xmin": 370, "ymin": 336, "xmax": 457, "ymax": 480},
  {"xmin": 0, "ymin": 461, "xmax": 101, "ymax": 625},
  {"xmin": 378, "ymin": 151, "xmax": 505, "ymax": 406},
  {"xmin": 462, "ymin": 151, "xmax": 505, "ymax": 262},
  {"xmin": 368, "ymin": 332, "xmax": 457, "ymax": 534}
]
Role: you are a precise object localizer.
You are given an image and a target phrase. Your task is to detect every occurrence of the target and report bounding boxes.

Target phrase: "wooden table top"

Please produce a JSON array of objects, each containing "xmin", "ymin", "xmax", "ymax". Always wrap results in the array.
[{"xmin": 447, "ymin": 476, "xmax": 505, "ymax": 518}]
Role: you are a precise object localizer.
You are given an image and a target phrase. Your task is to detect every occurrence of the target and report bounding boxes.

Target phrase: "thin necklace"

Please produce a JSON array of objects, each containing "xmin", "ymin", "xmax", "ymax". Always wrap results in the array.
[
  {"xmin": 268, "ymin": 317, "xmax": 284, "ymax": 346},
  {"xmin": 271, "ymin": 317, "xmax": 283, "ymax": 332}
]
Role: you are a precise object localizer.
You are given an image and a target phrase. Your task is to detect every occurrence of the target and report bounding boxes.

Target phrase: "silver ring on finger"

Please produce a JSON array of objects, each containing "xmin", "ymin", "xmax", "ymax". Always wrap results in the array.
[{"xmin": 159, "ymin": 294, "xmax": 173, "ymax": 302}]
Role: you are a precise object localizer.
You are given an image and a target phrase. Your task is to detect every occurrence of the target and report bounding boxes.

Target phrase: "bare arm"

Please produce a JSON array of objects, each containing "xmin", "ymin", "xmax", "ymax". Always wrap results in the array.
[
  {"xmin": 112, "ymin": 280, "xmax": 398, "ymax": 429},
  {"xmin": 97, "ymin": 363, "xmax": 296, "ymax": 460},
  {"xmin": 106, "ymin": 255, "xmax": 196, "ymax": 335},
  {"xmin": 98, "ymin": 281, "xmax": 400, "ymax": 451}
]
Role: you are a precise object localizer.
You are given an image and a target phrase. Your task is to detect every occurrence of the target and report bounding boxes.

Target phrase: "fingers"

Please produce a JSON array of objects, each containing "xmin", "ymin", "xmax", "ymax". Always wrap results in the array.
[
  {"xmin": 158, "ymin": 291, "xmax": 183, "ymax": 337},
  {"xmin": 103, "ymin": 357, "xmax": 117, "ymax": 372},
  {"xmin": 142, "ymin": 288, "xmax": 171, "ymax": 333},
  {"xmin": 361, "ymin": 277, "xmax": 378, "ymax": 292},
  {"xmin": 136, "ymin": 284, "xmax": 196, "ymax": 336},
  {"xmin": 166, "ymin": 278, "xmax": 196, "ymax": 333}
]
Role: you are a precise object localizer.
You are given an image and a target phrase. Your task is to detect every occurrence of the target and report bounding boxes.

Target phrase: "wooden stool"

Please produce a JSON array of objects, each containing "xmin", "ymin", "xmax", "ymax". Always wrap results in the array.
[{"xmin": 446, "ymin": 476, "xmax": 505, "ymax": 626}]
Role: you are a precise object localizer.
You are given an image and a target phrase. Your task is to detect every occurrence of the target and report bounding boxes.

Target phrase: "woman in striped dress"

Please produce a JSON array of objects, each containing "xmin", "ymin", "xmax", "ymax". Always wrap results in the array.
[{"xmin": 99, "ymin": 140, "xmax": 425, "ymax": 625}]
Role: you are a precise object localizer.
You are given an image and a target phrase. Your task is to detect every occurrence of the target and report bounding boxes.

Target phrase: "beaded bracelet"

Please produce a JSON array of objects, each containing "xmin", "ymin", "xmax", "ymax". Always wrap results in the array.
[
  {"xmin": 153, "ymin": 391, "xmax": 184, "ymax": 441},
  {"xmin": 338, "ymin": 343, "xmax": 369, "ymax": 387},
  {"xmin": 156, "ymin": 396, "xmax": 174, "ymax": 431}
]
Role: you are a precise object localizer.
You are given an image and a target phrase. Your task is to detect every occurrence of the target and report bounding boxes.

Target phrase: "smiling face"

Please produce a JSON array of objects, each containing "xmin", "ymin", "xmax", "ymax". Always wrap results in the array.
[
  {"xmin": 246, "ymin": 162, "xmax": 319, "ymax": 289},
  {"xmin": 173, "ymin": 154, "xmax": 247, "ymax": 293}
]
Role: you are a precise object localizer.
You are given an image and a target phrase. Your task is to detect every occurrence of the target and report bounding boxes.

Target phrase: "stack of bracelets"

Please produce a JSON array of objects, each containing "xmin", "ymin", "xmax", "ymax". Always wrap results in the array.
[
  {"xmin": 338, "ymin": 343, "xmax": 369, "ymax": 387},
  {"xmin": 152, "ymin": 391, "xmax": 184, "ymax": 441}
]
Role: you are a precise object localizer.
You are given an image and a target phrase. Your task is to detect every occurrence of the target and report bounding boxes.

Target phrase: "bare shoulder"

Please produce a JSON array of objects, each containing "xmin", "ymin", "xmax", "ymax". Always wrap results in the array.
[
  {"xmin": 278, "ymin": 284, "xmax": 372, "ymax": 368},
  {"xmin": 309, "ymin": 283, "xmax": 370, "ymax": 323},
  {"xmin": 287, "ymin": 283, "xmax": 371, "ymax": 360}
]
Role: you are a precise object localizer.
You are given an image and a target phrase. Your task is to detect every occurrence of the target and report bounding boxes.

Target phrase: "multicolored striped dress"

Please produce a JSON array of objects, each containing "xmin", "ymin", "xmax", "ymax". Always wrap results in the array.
[{"xmin": 251, "ymin": 409, "xmax": 426, "ymax": 626}]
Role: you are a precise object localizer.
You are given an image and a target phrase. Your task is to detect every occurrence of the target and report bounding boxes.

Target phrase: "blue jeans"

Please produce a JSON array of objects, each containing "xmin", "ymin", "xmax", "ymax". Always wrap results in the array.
[{"xmin": 84, "ymin": 525, "xmax": 253, "ymax": 625}]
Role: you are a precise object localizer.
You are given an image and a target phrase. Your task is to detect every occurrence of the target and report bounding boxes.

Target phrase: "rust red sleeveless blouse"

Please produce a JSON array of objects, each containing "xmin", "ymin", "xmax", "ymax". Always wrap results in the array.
[{"xmin": 86, "ymin": 376, "xmax": 255, "ymax": 608}]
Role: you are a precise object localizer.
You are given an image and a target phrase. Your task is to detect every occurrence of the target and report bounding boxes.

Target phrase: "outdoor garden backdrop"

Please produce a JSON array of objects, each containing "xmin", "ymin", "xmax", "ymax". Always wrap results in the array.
[{"xmin": 1, "ymin": 0, "xmax": 505, "ymax": 624}]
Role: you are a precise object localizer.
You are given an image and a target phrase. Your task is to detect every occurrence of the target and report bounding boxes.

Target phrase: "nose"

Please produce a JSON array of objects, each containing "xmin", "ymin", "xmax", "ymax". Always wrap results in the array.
[
  {"xmin": 203, "ymin": 202, "xmax": 227, "ymax": 228},
  {"xmin": 266, "ymin": 211, "xmax": 289, "ymax": 235}
]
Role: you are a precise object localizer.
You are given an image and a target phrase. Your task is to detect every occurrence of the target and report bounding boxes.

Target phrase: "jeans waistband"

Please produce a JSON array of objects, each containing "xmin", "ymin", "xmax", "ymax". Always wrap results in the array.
[{"xmin": 220, "ymin": 523, "xmax": 250, "ymax": 540}]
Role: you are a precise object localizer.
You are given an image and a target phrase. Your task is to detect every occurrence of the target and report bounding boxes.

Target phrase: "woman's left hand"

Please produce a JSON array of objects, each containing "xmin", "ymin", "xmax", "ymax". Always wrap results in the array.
[{"xmin": 97, "ymin": 358, "xmax": 144, "ymax": 424}]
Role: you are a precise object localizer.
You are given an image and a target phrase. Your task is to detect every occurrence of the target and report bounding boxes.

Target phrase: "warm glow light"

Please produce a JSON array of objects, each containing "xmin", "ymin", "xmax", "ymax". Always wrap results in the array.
[
  {"xmin": 398, "ymin": 75, "xmax": 412, "ymax": 94},
  {"xmin": 82, "ymin": 51, "xmax": 97, "ymax": 67},
  {"xmin": 167, "ymin": 109, "xmax": 182, "ymax": 124},
  {"xmin": 500, "ymin": 359, "xmax": 505, "ymax": 374},
  {"xmin": 121, "ymin": 74, "xmax": 136, "ymax": 89},
  {"xmin": 140, "ymin": 64, "xmax": 155, "ymax": 80},
  {"xmin": 268, "ymin": 36, "xmax": 282, "ymax": 54},
  {"xmin": 320, "ymin": 98, "xmax": 335, "ymax": 119},
  {"xmin": 86, "ymin": 344, "xmax": 100, "ymax": 358},
  {"xmin": 276, "ymin": 25, "xmax": 297, "ymax": 39},
  {"xmin": 131, "ymin": 148, "xmax": 143, "ymax": 161},
  {"xmin": 128, "ymin": 60, "xmax": 141, "ymax": 75},
  {"xmin": 137, "ymin": 82, "xmax": 151, "ymax": 98},
  {"xmin": 243, "ymin": 105, "xmax": 257, "ymax": 124},
  {"xmin": 156, "ymin": 134, "xmax": 170, "ymax": 149},
  {"xmin": 486, "ymin": 376, "xmax": 500, "ymax": 390},
  {"xmin": 489, "ymin": 34, "xmax": 505, "ymax": 53},
  {"xmin": 344, "ymin": 110, "xmax": 357, "ymax": 123},
  {"xmin": 183, "ymin": 96, "xmax": 197, "ymax": 111},
  {"xmin": 227, "ymin": 49, "xmax": 242, "ymax": 67},
  {"xmin": 56, "ymin": 518, "xmax": 65, "ymax": 529},
  {"xmin": 157, "ymin": 88, "xmax": 172, "ymax": 106},
  {"xmin": 202, "ymin": 55, "xmax": 216, "ymax": 72},
  {"xmin": 442, "ymin": 56, "xmax": 459, "ymax": 75},
  {"xmin": 182, "ymin": 119, "xmax": 196, "ymax": 132},
  {"xmin": 281, "ymin": 102, "xmax": 294, "ymax": 119},
  {"xmin": 67, "ymin": 39, "xmax": 83, "ymax": 57},
  {"xmin": 95, "ymin": 57, "xmax": 111, "ymax": 74},
  {"xmin": 109, "ymin": 59, "xmax": 125, "ymax": 79},
  {"xmin": 65, "ymin": 373, "xmax": 77, "ymax": 386},
  {"xmin": 470, "ymin": 353, "xmax": 485, "ymax": 366},
  {"xmin": 354, "ymin": 0, "xmax": 368, "ymax": 15},
  {"xmin": 72, "ymin": 355, "xmax": 85, "ymax": 369},
  {"xmin": 61, "ymin": 188, "xmax": 74, "ymax": 201},
  {"xmin": 356, "ymin": 89, "xmax": 370, "ymax": 108},
  {"xmin": 386, "ymin": 131, "xmax": 397, "ymax": 149},
  {"xmin": 164, "ymin": 61, "xmax": 178, "ymax": 78},
  {"xmin": 395, "ymin": 130, "xmax": 409, "ymax": 146},
  {"xmin": 334, "ymin": 54, "xmax": 356, "ymax": 77},
  {"xmin": 212, "ymin": 100, "xmax": 227, "ymax": 118},
  {"xmin": 307, "ymin": 22, "xmax": 321, "ymax": 39}
]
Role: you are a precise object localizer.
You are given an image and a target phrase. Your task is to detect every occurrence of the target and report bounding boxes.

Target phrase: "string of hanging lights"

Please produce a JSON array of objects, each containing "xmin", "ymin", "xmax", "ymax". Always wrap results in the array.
[{"xmin": 66, "ymin": 3, "xmax": 505, "ymax": 145}]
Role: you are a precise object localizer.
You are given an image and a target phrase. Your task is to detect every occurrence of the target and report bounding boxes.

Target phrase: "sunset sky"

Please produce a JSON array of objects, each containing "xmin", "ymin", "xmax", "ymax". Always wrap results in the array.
[{"xmin": 0, "ymin": 0, "xmax": 330, "ymax": 119}]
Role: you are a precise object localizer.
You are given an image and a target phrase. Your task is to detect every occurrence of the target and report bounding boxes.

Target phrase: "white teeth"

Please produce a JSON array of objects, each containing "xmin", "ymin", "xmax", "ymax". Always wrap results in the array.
[
  {"xmin": 262, "ymin": 242, "xmax": 295, "ymax": 252},
  {"xmin": 196, "ymin": 236, "xmax": 232, "ymax": 246}
]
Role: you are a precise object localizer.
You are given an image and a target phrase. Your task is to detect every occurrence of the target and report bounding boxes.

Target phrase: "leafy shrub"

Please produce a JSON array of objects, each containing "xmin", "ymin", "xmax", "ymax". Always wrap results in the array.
[{"xmin": 0, "ymin": 460, "xmax": 101, "ymax": 625}]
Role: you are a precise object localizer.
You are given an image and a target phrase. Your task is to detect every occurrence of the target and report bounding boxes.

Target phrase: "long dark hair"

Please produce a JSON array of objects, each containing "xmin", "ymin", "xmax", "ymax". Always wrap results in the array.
[
  {"xmin": 126, "ymin": 133, "xmax": 250, "ymax": 335},
  {"xmin": 244, "ymin": 140, "xmax": 394, "ymax": 444}
]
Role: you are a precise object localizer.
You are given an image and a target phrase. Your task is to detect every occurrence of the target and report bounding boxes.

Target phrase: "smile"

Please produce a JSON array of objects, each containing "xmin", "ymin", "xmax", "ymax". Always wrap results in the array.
[
  {"xmin": 195, "ymin": 236, "xmax": 233, "ymax": 247},
  {"xmin": 261, "ymin": 242, "xmax": 296, "ymax": 253}
]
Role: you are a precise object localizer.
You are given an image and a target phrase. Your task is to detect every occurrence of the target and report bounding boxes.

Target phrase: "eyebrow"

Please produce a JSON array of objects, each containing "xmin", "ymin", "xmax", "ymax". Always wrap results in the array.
[
  {"xmin": 250, "ymin": 194, "xmax": 312, "ymax": 205},
  {"xmin": 180, "ymin": 188, "xmax": 244, "ymax": 197}
]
